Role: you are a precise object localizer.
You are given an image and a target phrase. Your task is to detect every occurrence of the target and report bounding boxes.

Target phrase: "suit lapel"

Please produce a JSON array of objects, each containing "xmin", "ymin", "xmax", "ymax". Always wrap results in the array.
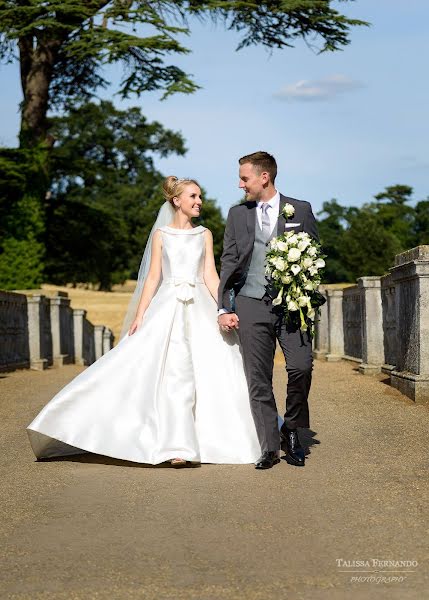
[
  {"xmin": 277, "ymin": 194, "xmax": 287, "ymax": 237},
  {"xmin": 246, "ymin": 201, "xmax": 257, "ymax": 243}
]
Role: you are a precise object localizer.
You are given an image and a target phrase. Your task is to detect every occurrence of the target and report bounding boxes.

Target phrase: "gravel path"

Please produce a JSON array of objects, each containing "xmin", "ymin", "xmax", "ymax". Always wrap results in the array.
[{"xmin": 0, "ymin": 360, "xmax": 427, "ymax": 599}]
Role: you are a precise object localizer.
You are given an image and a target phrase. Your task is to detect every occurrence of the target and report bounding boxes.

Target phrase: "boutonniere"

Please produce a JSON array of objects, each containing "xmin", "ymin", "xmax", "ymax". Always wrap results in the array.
[{"xmin": 282, "ymin": 203, "xmax": 295, "ymax": 219}]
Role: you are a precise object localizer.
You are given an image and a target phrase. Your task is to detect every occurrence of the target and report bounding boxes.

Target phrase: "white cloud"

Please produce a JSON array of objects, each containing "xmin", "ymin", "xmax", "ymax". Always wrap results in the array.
[{"xmin": 274, "ymin": 74, "xmax": 364, "ymax": 102}]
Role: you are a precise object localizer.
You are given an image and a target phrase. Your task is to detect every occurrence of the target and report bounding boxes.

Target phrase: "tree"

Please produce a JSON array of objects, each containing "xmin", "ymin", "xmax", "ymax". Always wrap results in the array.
[
  {"xmin": 45, "ymin": 100, "xmax": 225, "ymax": 289},
  {"xmin": 317, "ymin": 185, "xmax": 426, "ymax": 284},
  {"xmin": 0, "ymin": 1, "xmax": 367, "ymax": 289},
  {"xmin": 0, "ymin": 1, "xmax": 368, "ymax": 148},
  {"xmin": 0, "ymin": 147, "xmax": 47, "ymax": 288},
  {"xmin": 413, "ymin": 199, "xmax": 429, "ymax": 246},
  {"xmin": 317, "ymin": 199, "xmax": 353, "ymax": 283},
  {"xmin": 340, "ymin": 209, "xmax": 402, "ymax": 281},
  {"xmin": 373, "ymin": 184, "xmax": 415, "ymax": 249}
]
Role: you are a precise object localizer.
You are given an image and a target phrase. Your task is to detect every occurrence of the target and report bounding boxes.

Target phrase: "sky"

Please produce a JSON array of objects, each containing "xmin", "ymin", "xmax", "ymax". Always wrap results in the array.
[{"xmin": 1, "ymin": 0, "xmax": 428, "ymax": 217}]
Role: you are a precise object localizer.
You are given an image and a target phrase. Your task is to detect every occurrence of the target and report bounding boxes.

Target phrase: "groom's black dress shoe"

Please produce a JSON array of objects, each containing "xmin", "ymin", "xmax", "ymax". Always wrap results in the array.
[
  {"xmin": 280, "ymin": 427, "xmax": 305, "ymax": 467},
  {"xmin": 255, "ymin": 451, "xmax": 280, "ymax": 470}
]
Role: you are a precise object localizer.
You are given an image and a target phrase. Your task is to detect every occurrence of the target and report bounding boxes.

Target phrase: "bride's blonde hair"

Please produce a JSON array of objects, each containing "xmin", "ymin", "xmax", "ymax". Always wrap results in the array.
[{"xmin": 162, "ymin": 176, "xmax": 200, "ymax": 208}]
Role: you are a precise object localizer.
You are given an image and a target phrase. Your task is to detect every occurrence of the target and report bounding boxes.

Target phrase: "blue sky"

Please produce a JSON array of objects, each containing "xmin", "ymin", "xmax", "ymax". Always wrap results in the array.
[{"xmin": 1, "ymin": 0, "xmax": 428, "ymax": 217}]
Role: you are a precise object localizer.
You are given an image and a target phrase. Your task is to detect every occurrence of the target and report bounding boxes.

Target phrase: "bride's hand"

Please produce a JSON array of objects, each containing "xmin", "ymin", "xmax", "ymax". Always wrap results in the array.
[{"xmin": 129, "ymin": 316, "xmax": 143, "ymax": 336}]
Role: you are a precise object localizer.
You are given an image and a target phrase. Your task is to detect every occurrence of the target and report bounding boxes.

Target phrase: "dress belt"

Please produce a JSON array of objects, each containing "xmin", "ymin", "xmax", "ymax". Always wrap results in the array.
[{"xmin": 163, "ymin": 276, "xmax": 204, "ymax": 301}]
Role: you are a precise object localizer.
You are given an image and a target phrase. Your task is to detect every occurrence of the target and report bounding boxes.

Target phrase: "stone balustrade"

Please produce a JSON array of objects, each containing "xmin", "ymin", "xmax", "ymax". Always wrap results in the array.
[
  {"xmin": 314, "ymin": 245, "xmax": 429, "ymax": 404},
  {"xmin": 0, "ymin": 291, "xmax": 114, "ymax": 372}
]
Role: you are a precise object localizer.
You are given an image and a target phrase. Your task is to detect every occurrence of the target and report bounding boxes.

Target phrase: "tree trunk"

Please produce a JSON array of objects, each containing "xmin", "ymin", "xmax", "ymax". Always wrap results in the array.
[{"xmin": 19, "ymin": 38, "xmax": 61, "ymax": 148}]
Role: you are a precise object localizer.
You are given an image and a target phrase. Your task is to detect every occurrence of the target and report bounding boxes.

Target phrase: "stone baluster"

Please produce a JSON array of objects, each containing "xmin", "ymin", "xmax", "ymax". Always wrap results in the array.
[
  {"xmin": 50, "ymin": 292, "xmax": 72, "ymax": 367},
  {"xmin": 102, "ymin": 328, "xmax": 114, "ymax": 355},
  {"xmin": 94, "ymin": 325, "xmax": 105, "ymax": 361},
  {"xmin": 73, "ymin": 308, "xmax": 87, "ymax": 366},
  {"xmin": 27, "ymin": 294, "xmax": 52, "ymax": 370},
  {"xmin": 313, "ymin": 286, "xmax": 328, "ymax": 360},
  {"xmin": 326, "ymin": 289, "xmax": 344, "ymax": 362},
  {"xmin": 390, "ymin": 246, "xmax": 429, "ymax": 404},
  {"xmin": 357, "ymin": 277, "xmax": 384, "ymax": 375}
]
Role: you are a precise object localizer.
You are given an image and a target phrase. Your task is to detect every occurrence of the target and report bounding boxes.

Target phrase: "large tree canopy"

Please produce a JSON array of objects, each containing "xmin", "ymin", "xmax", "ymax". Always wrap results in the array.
[
  {"xmin": 43, "ymin": 100, "xmax": 225, "ymax": 290},
  {"xmin": 0, "ymin": 0, "xmax": 368, "ymax": 147}
]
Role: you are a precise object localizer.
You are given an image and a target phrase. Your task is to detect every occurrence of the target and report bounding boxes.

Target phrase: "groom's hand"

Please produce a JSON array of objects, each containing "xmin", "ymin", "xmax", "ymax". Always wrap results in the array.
[{"xmin": 218, "ymin": 313, "xmax": 239, "ymax": 332}]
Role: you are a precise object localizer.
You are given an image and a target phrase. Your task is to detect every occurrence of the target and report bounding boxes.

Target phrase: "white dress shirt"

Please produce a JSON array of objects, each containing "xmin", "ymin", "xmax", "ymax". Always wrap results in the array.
[{"xmin": 257, "ymin": 190, "xmax": 280, "ymax": 235}]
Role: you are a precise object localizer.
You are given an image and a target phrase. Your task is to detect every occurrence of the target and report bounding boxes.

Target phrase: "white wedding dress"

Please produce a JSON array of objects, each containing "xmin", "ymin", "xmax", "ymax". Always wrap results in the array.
[{"xmin": 27, "ymin": 225, "xmax": 260, "ymax": 464}]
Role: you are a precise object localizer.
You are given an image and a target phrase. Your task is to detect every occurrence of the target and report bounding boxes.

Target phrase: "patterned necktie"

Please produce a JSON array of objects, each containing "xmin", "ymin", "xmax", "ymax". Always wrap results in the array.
[{"xmin": 261, "ymin": 203, "xmax": 271, "ymax": 241}]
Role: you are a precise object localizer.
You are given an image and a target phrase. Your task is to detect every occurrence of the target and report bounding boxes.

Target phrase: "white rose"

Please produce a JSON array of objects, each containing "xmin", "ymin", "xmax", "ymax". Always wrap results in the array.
[
  {"xmin": 304, "ymin": 281, "xmax": 314, "ymax": 291},
  {"xmin": 269, "ymin": 239, "xmax": 278, "ymax": 250},
  {"xmin": 308, "ymin": 266, "xmax": 318, "ymax": 276},
  {"xmin": 307, "ymin": 246, "xmax": 317, "ymax": 257},
  {"xmin": 315, "ymin": 258, "xmax": 326, "ymax": 269},
  {"xmin": 287, "ymin": 234, "xmax": 298, "ymax": 244},
  {"xmin": 281, "ymin": 275, "xmax": 292, "ymax": 284},
  {"xmin": 287, "ymin": 300, "xmax": 299, "ymax": 311},
  {"xmin": 302, "ymin": 257, "xmax": 313, "ymax": 269},
  {"xmin": 298, "ymin": 295, "xmax": 310, "ymax": 307},
  {"xmin": 287, "ymin": 247, "xmax": 301, "ymax": 262},
  {"xmin": 298, "ymin": 240, "xmax": 311, "ymax": 252},
  {"xmin": 291, "ymin": 264, "xmax": 301, "ymax": 275},
  {"xmin": 282, "ymin": 203, "xmax": 295, "ymax": 218},
  {"xmin": 275, "ymin": 258, "xmax": 286, "ymax": 271},
  {"xmin": 277, "ymin": 241, "xmax": 288, "ymax": 252}
]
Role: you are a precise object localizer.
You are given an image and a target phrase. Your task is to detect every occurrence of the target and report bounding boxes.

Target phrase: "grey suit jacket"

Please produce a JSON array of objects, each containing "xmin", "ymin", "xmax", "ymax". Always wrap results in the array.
[{"xmin": 218, "ymin": 194, "xmax": 319, "ymax": 311}]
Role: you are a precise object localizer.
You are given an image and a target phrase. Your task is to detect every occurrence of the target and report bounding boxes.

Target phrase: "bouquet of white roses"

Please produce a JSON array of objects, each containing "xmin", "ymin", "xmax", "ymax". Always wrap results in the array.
[{"xmin": 265, "ymin": 228, "xmax": 326, "ymax": 332}]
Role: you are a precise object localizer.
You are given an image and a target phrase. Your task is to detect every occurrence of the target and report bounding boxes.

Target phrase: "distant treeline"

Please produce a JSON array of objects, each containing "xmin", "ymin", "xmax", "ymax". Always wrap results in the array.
[
  {"xmin": 1, "ymin": 102, "xmax": 426, "ymax": 290},
  {"xmin": 318, "ymin": 185, "xmax": 429, "ymax": 283}
]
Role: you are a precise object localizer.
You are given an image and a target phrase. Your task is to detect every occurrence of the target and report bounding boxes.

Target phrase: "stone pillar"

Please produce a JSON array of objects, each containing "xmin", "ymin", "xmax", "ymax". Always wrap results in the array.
[
  {"xmin": 73, "ymin": 308, "xmax": 87, "ymax": 366},
  {"xmin": 50, "ymin": 292, "xmax": 72, "ymax": 367},
  {"xmin": 94, "ymin": 325, "xmax": 105, "ymax": 361},
  {"xmin": 390, "ymin": 246, "xmax": 429, "ymax": 404},
  {"xmin": 326, "ymin": 289, "xmax": 344, "ymax": 362},
  {"xmin": 357, "ymin": 277, "xmax": 384, "ymax": 375},
  {"xmin": 313, "ymin": 286, "xmax": 328, "ymax": 360},
  {"xmin": 0, "ymin": 291, "xmax": 30, "ymax": 372},
  {"xmin": 103, "ymin": 328, "xmax": 114, "ymax": 355},
  {"xmin": 27, "ymin": 295, "xmax": 50, "ymax": 370}
]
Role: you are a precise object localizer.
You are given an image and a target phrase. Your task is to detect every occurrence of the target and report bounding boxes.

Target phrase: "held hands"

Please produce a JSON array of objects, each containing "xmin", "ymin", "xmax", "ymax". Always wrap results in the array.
[{"xmin": 218, "ymin": 312, "xmax": 239, "ymax": 333}]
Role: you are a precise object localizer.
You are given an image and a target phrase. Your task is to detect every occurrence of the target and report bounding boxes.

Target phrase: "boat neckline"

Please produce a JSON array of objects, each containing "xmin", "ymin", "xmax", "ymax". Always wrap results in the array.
[{"xmin": 161, "ymin": 225, "xmax": 205, "ymax": 233}]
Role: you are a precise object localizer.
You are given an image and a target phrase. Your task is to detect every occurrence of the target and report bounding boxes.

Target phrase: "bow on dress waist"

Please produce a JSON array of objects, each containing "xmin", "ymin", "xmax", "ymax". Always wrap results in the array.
[{"xmin": 164, "ymin": 276, "xmax": 204, "ymax": 301}]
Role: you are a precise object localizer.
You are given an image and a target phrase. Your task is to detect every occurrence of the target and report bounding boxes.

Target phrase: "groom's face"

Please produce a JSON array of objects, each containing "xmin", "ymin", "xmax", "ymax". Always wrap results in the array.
[{"xmin": 239, "ymin": 162, "xmax": 267, "ymax": 201}]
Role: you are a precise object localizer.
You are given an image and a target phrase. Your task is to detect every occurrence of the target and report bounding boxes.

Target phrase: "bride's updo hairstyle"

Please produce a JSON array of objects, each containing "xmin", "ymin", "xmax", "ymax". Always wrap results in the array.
[{"xmin": 163, "ymin": 175, "xmax": 200, "ymax": 209}]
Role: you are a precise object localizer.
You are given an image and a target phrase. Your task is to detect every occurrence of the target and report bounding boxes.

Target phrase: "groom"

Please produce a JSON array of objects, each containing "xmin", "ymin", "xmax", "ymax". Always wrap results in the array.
[{"xmin": 218, "ymin": 151, "xmax": 319, "ymax": 470}]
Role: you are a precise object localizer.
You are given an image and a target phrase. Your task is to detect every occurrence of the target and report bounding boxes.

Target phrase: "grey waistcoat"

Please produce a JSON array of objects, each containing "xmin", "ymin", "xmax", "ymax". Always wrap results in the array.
[{"xmin": 237, "ymin": 214, "xmax": 276, "ymax": 299}]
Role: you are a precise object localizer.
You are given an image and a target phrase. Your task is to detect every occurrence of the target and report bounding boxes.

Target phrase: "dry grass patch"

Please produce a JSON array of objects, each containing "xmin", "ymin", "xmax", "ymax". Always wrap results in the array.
[{"xmin": 14, "ymin": 282, "xmax": 137, "ymax": 343}]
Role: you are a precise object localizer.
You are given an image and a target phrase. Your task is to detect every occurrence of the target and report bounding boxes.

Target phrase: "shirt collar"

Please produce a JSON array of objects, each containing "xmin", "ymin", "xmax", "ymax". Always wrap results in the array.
[{"xmin": 258, "ymin": 190, "xmax": 280, "ymax": 210}]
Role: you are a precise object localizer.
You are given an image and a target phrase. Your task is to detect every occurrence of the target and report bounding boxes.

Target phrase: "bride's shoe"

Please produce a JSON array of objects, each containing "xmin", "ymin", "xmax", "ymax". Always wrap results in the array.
[{"xmin": 170, "ymin": 458, "xmax": 187, "ymax": 467}]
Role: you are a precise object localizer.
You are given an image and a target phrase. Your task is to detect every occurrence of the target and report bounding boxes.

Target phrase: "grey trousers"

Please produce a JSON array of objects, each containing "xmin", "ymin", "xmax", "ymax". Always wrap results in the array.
[{"xmin": 235, "ymin": 294, "xmax": 313, "ymax": 453}]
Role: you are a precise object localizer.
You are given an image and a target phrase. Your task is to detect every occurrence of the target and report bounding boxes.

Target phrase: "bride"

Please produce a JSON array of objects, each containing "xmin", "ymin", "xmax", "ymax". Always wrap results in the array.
[{"xmin": 27, "ymin": 176, "xmax": 260, "ymax": 466}]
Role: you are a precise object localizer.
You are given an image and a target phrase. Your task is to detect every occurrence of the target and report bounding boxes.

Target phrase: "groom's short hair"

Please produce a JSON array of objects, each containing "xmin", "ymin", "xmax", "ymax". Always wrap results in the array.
[{"xmin": 239, "ymin": 151, "xmax": 277, "ymax": 183}]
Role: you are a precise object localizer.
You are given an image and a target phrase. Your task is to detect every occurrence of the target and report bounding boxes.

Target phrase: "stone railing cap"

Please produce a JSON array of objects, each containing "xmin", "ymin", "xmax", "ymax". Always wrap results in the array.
[
  {"xmin": 394, "ymin": 245, "xmax": 429, "ymax": 266},
  {"xmin": 357, "ymin": 276, "xmax": 381, "ymax": 288}
]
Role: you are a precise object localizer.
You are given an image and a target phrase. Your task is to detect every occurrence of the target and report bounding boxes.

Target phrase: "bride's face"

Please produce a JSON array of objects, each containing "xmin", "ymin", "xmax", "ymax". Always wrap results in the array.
[{"xmin": 174, "ymin": 183, "xmax": 202, "ymax": 218}]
